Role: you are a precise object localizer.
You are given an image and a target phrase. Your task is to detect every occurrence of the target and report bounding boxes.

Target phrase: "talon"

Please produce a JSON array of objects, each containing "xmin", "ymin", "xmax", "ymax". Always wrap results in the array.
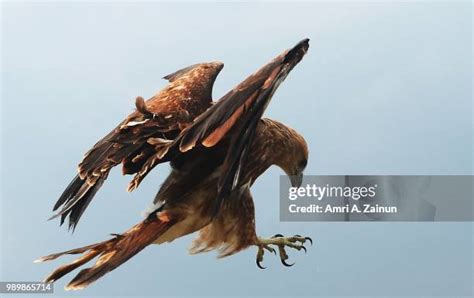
[
  {"xmin": 255, "ymin": 234, "xmax": 312, "ymax": 269},
  {"xmin": 281, "ymin": 259, "xmax": 294, "ymax": 267},
  {"xmin": 264, "ymin": 246, "xmax": 276, "ymax": 255}
]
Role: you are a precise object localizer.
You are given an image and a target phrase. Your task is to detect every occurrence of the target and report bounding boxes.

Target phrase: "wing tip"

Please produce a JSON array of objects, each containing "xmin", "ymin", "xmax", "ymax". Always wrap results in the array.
[{"xmin": 283, "ymin": 39, "xmax": 309, "ymax": 64}]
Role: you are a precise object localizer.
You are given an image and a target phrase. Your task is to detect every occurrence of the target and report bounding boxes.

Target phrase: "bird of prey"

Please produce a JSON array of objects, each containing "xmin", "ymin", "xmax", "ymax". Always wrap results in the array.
[{"xmin": 37, "ymin": 39, "xmax": 311, "ymax": 290}]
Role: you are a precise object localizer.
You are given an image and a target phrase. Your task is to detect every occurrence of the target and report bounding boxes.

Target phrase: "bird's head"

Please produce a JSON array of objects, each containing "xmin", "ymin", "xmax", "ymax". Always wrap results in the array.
[
  {"xmin": 282, "ymin": 133, "xmax": 308, "ymax": 188},
  {"xmin": 264, "ymin": 119, "xmax": 308, "ymax": 188}
]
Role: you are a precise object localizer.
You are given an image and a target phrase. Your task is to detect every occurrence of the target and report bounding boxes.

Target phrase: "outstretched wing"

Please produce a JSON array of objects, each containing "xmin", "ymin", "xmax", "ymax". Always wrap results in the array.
[
  {"xmin": 52, "ymin": 62, "xmax": 222, "ymax": 230},
  {"xmin": 129, "ymin": 39, "xmax": 310, "ymax": 211}
]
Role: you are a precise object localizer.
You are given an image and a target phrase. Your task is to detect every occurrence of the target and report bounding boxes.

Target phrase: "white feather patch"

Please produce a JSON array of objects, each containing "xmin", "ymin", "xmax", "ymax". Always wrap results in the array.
[{"xmin": 120, "ymin": 119, "xmax": 149, "ymax": 129}]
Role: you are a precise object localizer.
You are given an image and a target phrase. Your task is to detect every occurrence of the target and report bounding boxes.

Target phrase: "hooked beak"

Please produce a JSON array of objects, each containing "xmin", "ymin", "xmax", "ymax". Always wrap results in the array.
[{"xmin": 290, "ymin": 173, "xmax": 303, "ymax": 188}]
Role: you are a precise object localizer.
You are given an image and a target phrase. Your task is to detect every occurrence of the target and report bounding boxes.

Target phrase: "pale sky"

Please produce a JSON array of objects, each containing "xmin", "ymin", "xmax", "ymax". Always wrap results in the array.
[{"xmin": 1, "ymin": 1, "xmax": 472, "ymax": 297}]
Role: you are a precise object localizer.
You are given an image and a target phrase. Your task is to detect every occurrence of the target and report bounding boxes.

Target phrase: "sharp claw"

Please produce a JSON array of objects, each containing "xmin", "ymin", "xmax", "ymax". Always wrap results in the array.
[
  {"xmin": 264, "ymin": 246, "xmax": 276, "ymax": 255},
  {"xmin": 281, "ymin": 259, "xmax": 294, "ymax": 267},
  {"xmin": 257, "ymin": 234, "xmax": 311, "ymax": 269},
  {"xmin": 256, "ymin": 259, "xmax": 266, "ymax": 269}
]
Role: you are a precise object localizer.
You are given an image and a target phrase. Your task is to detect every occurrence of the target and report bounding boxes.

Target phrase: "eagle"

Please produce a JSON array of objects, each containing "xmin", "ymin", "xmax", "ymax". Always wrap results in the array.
[{"xmin": 37, "ymin": 39, "xmax": 311, "ymax": 290}]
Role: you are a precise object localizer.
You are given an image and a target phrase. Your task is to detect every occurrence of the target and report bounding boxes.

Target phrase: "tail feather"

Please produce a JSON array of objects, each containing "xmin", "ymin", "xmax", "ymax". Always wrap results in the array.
[
  {"xmin": 37, "ymin": 213, "xmax": 174, "ymax": 290},
  {"xmin": 41, "ymin": 251, "xmax": 101, "ymax": 283}
]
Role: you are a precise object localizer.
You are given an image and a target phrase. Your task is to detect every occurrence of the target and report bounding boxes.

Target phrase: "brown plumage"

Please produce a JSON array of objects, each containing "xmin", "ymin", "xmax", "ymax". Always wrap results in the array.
[
  {"xmin": 188, "ymin": 119, "xmax": 309, "ymax": 257},
  {"xmin": 38, "ymin": 119, "xmax": 309, "ymax": 290},
  {"xmin": 38, "ymin": 39, "xmax": 310, "ymax": 290},
  {"xmin": 51, "ymin": 62, "xmax": 224, "ymax": 230},
  {"xmin": 127, "ymin": 38, "xmax": 310, "ymax": 211},
  {"xmin": 38, "ymin": 213, "xmax": 175, "ymax": 290}
]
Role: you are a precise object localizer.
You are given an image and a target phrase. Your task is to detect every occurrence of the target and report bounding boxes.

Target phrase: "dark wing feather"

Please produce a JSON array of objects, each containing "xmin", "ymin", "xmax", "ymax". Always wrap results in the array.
[
  {"xmin": 50, "ymin": 110, "xmax": 173, "ymax": 230},
  {"xmin": 52, "ymin": 96, "xmax": 201, "ymax": 230},
  {"xmin": 129, "ymin": 39, "xmax": 310, "ymax": 210}
]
